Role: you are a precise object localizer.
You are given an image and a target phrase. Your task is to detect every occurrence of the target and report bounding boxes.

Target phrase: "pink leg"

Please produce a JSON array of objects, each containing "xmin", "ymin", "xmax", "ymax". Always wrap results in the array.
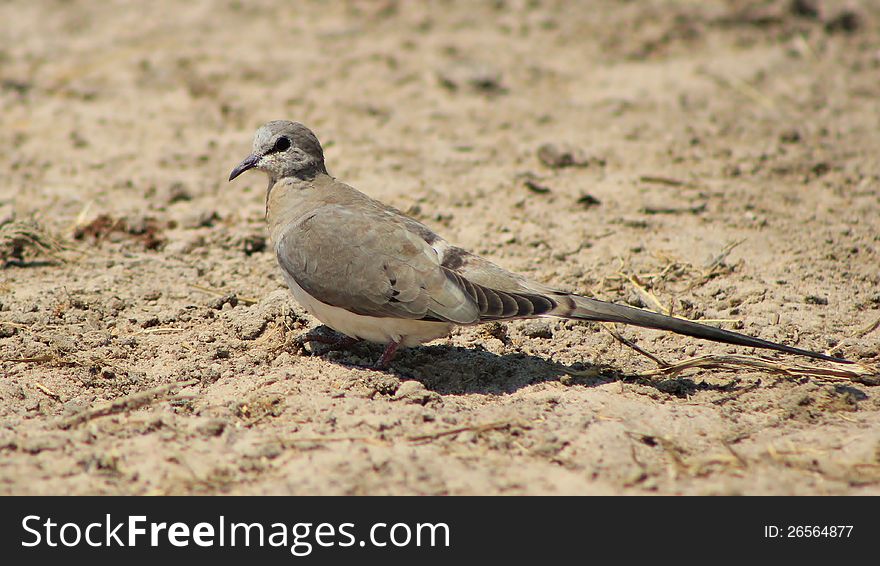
[{"xmin": 375, "ymin": 340, "xmax": 400, "ymax": 369}]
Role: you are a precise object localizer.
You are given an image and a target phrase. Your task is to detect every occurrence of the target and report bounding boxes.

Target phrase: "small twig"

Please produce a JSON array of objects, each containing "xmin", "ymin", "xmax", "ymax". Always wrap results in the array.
[
  {"xmin": 602, "ymin": 323, "xmax": 668, "ymax": 367},
  {"xmin": 1, "ymin": 354, "xmax": 59, "ymax": 364},
  {"xmin": 137, "ymin": 327, "xmax": 186, "ymax": 335},
  {"xmin": 703, "ymin": 239, "xmax": 745, "ymax": 274},
  {"xmin": 623, "ymin": 273, "xmax": 670, "ymax": 315},
  {"xmin": 279, "ymin": 435, "xmax": 385, "ymax": 446},
  {"xmin": 592, "ymin": 230, "xmax": 616, "ymax": 241},
  {"xmin": 640, "ymin": 203, "xmax": 707, "ymax": 215},
  {"xmin": 721, "ymin": 439, "xmax": 749, "ymax": 469},
  {"xmin": 273, "ymin": 421, "xmax": 529, "ymax": 448},
  {"xmin": 702, "ymin": 70, "xmax": 780, "ymax": 114},
  {"xmin": 626, "ymin": 431, "xmax": 688, "ymax": 475},
  {"xmin": 408, "ymin": 420, "xmax": 526, "ymax": 443},
  {"xmin": 35, "ymin": 382, "xmax": 62, "ymax": 402},
  {"xmin": 852, "ymin": 315, "xmax": 880, "ymax": 338},
  {"xmin": 637, "ymin": 354, "xmax": 878, "ymax": 385},
  {"xmin": 189, "ymin": 284, "xmax": 258, "ymax": 305},
  {"xmin": 656, "ymin": 436, "xmax": 689, "ymax": 476},
  {"xmin": 639, "ymin": 175, "xmax": 701, "ymax": 188},
  {"xmin": 59, "ymin": 378, "xmax": 199, "ymax": 429}
]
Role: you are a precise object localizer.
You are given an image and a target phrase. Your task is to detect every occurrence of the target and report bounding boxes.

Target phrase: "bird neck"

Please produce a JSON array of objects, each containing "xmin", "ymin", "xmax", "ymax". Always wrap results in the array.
[
  {"xmin": 284, "ymin": 160, "xmax": 328, "ymax": 183},
  {"xmin": 265, "ymin": 173, "xmax": 332, "ymax": 244},
  {"xmin": 266, "ymin": 162, "xmax": 327, "ymax": 202}
]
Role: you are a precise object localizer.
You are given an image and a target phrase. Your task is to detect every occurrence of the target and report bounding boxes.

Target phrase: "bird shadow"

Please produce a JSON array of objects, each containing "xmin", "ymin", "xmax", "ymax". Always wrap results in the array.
[
  {"xmin": 392, "ymin": 344, "xmax": 599, "ymax": 395},
  {"xmin": 304, "ymin": 328, "xmax": 746, "ymax": 397}
]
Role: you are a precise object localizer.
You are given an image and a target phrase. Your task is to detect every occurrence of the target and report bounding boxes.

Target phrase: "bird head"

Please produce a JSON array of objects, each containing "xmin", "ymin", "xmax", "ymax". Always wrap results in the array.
[{"xmin": 229, "ymin": 120, "xmax": 327, "ymax": 183}]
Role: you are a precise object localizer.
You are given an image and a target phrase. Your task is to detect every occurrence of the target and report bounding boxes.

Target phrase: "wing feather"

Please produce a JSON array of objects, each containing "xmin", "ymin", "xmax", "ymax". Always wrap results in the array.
[
  {"xmin": 276, "ymin": 205, "xmax": 479, "ymax": 323},
  {"xmin": 276, "ymin": 202, "xmax": 562, "ymax": 325}
]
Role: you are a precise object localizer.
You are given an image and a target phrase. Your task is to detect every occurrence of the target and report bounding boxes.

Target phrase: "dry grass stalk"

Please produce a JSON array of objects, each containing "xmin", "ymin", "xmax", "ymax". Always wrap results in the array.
[
  {"xmin": 59, "ymin": 378, "xmax": 199, "ymax": 429},
  {"xmin": 637, "ymin": 354, "xmax": 878, "ymax": 386},
  {"xmin": 189, "ymin": 284, "xmax": 258, "ymax": 305}
]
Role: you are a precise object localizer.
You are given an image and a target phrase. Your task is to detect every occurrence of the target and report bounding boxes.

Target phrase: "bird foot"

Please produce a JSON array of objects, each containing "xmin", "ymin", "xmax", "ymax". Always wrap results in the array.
[{"xmin": 374, "ymin": 340, "xmax": 400, "ymax": 369}]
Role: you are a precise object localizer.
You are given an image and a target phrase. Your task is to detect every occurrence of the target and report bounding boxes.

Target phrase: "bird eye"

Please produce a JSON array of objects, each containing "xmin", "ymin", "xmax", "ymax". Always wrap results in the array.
[{"xmin": 273, "ymin": 136, "xmax": 291, "ymax": 152}]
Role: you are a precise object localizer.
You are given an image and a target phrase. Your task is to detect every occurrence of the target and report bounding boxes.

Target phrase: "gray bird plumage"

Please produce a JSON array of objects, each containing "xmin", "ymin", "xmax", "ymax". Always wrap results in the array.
[{"xmin": 230, "ymin": 120, "xmax": 850, "ymax": 368}]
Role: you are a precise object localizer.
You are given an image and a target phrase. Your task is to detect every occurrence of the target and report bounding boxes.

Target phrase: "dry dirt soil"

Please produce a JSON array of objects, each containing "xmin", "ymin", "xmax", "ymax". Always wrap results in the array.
[{"xmin": 2, "ymin": 0, "xmax": 880, "ymax": 495}]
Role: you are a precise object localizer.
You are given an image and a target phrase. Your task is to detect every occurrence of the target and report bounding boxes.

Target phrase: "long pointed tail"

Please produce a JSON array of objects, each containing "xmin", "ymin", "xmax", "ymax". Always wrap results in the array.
[{"xmin": 563, "ymin": 295, "xmax": 850, "ymax": 364}]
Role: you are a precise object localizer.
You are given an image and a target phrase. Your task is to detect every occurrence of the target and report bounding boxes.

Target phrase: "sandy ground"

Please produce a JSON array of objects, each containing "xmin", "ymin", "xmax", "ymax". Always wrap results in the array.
[{"xmin": 1, "ymin": 0, "xmax": 879, "ymax": 495}]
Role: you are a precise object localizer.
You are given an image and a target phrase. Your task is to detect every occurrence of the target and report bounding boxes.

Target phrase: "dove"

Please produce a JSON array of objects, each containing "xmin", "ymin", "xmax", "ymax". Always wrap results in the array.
[{"xmin": 229, "ymin": 121, "xmax": 849, "ymax": 368}]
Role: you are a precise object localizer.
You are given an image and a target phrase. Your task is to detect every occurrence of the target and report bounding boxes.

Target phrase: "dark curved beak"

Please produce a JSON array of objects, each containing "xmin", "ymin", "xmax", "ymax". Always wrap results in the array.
[{"xmin": 228, "ymin": 154, "xmax": 260, "ymax": 181}]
